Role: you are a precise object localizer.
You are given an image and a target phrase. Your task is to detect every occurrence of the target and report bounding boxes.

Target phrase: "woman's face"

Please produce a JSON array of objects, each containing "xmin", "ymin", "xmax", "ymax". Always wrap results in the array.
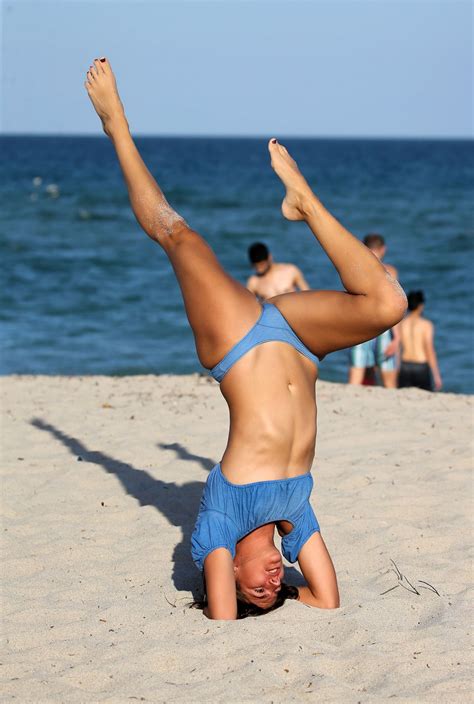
[{"xmin": 235, "ymin": 547, "xmax": 285, "ymax": 608}]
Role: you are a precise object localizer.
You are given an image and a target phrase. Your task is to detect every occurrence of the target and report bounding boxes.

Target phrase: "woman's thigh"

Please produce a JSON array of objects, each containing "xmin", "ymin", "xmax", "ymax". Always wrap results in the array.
[
  {"xmin": 164, "ymin": 225, "xmax": 261, "ymax": 369},
  {"xmin": 270, "ymin": 289, "xmax": 389, "ymax": 359}
]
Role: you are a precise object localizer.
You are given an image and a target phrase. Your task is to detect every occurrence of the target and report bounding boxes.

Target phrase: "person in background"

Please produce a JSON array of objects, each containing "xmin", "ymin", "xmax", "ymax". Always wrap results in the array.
[
  {"xmin": 246, "ymin": 242, "xmax": 310, "ymax": 300},
  {"xmin": 348, "ymin": 234, "xmax": 400, "ymax": 388},
  {"xmin": 399, "ymin": 290, "xmax": 442, "ymax": 391}
]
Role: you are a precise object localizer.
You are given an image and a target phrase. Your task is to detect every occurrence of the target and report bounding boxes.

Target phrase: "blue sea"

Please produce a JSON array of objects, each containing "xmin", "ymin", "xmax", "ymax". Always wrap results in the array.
[{"xmin": 1, "ymin": 136, "xmax": 473, "ymax": 393}]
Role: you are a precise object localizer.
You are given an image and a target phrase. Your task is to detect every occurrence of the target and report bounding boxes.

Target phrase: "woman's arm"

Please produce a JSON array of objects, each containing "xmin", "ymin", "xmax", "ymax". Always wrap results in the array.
[
  {"xmin": 297, "ymin": 533, "xmax": 340, "ymax": 609},
  {"xmin": 203, "ymin": 549, "xmax": 238, "ymax": 620}
]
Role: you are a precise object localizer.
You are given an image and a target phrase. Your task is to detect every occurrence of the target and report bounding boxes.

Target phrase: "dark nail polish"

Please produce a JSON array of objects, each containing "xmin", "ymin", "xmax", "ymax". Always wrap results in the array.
[
  {"xmin": 271, "ymin": 139, "xmax": 277, "ymax": 144},
  {"xmin": 100, "ymin": 58, "xmax": 106, "ymax": 63}
]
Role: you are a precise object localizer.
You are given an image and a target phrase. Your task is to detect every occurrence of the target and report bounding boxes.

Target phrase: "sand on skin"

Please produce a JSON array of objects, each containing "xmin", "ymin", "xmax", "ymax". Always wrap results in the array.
[{"xmin": 1, "ymin": 375, "xmax": 472, "ymax": 703}]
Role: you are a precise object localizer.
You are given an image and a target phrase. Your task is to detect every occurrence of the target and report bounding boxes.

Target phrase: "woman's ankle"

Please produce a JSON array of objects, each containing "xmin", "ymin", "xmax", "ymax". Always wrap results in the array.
[
  {"xmin": 106, "ymin": 116, "xmax": 130, "ymax": 141},
  {"xmin": 300, "ymin": 192, "xmax": 321, "ymax": 220}
]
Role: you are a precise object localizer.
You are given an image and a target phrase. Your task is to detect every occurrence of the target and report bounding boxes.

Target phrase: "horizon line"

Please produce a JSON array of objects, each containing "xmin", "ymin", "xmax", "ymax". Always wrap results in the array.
[{"xmin": 0, "ymin": 132, "xmax": 473, "ymax": 141}]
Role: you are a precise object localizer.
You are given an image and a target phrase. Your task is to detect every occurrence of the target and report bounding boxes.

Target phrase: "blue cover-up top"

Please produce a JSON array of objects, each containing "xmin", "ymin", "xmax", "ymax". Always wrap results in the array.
[{"xmin": 191, "ymin": 464, "xmax": 320, "ymax": 571}]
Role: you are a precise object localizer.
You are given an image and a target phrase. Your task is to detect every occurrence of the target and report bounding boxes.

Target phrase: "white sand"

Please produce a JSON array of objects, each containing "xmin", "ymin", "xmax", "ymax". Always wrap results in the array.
[{"xmin": 2, "ymin": 375, "xmax": 472, "ymax": 703}]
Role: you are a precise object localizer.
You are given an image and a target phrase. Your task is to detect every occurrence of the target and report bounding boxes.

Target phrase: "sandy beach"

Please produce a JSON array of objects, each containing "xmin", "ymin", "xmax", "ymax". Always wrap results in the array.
[{"xmin": 2, "ymin": 374, "xmax": 472, "ymax": 702}]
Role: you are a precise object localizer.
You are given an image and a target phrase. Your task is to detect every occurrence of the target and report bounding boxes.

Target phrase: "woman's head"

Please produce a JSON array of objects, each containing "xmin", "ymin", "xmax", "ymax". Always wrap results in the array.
[
  {"xmin": 190, "ymin": 526, "xmax": 299, "ymax": 618},
  {"xmin": 235, "ymin": 582, "xmax": 299, "ymax": 618},
  {"xmin": 232, "ymin": 523, "xmax": 294, "ymax": 609},
  {"xmin": 233, "ymin": 544, "xmax": 285, "ymax": 609},
  {"xmin": 191, "ymin": 577, "xmax": 299, "ymax": 620}
]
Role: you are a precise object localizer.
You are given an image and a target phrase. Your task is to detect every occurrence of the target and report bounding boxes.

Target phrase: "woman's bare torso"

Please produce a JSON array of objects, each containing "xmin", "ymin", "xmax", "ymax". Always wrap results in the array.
[{"xmin": 219, "ymin": 341, "xmax": 318, "ymax": 484}]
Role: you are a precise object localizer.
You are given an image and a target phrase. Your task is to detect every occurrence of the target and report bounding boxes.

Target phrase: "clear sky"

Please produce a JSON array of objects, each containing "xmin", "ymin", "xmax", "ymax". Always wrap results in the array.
[{"xmin": 1, "ymin": 0, "xmax": 472, "ymax": 137}]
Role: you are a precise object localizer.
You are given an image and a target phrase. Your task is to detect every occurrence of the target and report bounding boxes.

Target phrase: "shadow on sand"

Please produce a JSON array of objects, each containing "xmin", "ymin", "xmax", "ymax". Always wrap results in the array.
[
  {"xmin": 30, "ymin": 419, "xmax": 216, "ymax": 598},
  {"xmin": 157, "ymin": 442, "xmax": 216, "ymax": 472}
]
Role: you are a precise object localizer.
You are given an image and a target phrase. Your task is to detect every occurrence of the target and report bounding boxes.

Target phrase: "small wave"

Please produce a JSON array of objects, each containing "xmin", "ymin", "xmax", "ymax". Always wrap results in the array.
[
  {"xmin": 194, "ymin": 198, "xmax": 242, "ymax": 209},
  {"xmin": 76, "ymin": 209, "xmax": 129, "ymax": 222},
  {"xmin": 45, "ymin": 184, "xmax": 60, "ymax": 198}
]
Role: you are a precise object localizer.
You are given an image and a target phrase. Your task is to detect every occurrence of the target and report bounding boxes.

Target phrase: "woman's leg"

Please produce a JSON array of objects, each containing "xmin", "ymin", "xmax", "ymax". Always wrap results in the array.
[
  {"xmin": 84, "ymin": 58, "xmax": 260, "ymax": 368},
  {"xmin": 266, "ymin": 140, "xmax": 407, "ymax": 359}
]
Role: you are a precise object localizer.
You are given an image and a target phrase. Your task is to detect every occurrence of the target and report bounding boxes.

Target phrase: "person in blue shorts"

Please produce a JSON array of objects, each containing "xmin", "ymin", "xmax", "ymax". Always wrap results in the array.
[
  {"xmin": 85, "ymin": 58, "xmax": 406, "ymax": 619},
  {"xmin": 348, "ymin": 234, "xmax": 400, "ymax": 388}
]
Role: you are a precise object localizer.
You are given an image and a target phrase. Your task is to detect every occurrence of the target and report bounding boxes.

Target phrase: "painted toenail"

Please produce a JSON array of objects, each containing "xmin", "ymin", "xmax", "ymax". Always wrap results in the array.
[
  {"xmin": 100, "ymin": 57, "xmax": 106, "ymax": 62},
  {"xmin": 271, "ymin": 139, "xmax": 277, "ymax": 144}
]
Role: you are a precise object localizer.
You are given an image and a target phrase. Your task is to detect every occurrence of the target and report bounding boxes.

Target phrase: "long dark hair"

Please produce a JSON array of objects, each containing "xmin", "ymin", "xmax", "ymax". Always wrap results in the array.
[{"xmin": 190, "ymin": 578, "xmax": 299, "ymax": 619}]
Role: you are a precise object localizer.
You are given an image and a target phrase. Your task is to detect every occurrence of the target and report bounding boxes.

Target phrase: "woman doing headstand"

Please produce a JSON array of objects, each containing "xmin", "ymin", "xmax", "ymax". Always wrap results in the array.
[{"xmin": 85, "ymin": 58, "xmax": 407, "ymax": 620}]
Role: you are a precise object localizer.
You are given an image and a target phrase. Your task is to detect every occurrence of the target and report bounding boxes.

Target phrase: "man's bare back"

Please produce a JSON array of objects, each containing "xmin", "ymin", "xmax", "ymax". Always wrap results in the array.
[
  {"xmin": 247, "ymin": 262, "xmax": 309, "ymax": 300},
  {"xmin": 400, "ymin": 315, "xmax": 433, "ymax": 362},
  {"xmin": 399, "ymin": 291, "xmax": 442, "ymax": 390}
]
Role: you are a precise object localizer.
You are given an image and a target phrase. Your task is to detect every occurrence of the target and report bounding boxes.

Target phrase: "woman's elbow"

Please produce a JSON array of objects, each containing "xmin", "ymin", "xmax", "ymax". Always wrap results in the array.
[{"xmin": 319, "ymin": 595, "xmax": 340, "ymax": 609}]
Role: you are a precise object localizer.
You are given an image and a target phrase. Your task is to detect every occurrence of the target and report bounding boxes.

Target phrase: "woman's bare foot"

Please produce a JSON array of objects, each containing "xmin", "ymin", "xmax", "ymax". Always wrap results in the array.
[
  {"xmin": 268, "ymin": 139, "xmax": 315, "ymax": 221},
  {"xmin": 84, "ymin": 58, "xmax": 128, "ymax": 138}
]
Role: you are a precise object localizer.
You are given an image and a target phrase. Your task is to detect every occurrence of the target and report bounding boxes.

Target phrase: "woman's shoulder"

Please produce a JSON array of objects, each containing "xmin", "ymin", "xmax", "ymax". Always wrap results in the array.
[{"xmin": 191, "ymin": 509, "xmax": 239, "ymax": 571}]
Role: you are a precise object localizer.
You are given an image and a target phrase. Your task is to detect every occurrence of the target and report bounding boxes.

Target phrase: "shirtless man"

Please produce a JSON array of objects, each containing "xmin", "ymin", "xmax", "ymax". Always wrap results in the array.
[
  {"xmin": 399, "ymin": 290, "xmax": 442, "ymax": 391},
  {"xmin": 348, "ymin": 234, "xmax": 400, "ymax": 388},
  {"xmin": 246, "ymin": 242, "xmax": 310, "ymax": 300}
]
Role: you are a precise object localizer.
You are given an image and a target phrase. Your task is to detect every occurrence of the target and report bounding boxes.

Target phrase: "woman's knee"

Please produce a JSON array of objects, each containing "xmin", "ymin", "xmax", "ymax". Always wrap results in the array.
[
  {"xmin": 375, "ymin": 283, "xmax": 407, "ymax": 329},
  {"xmin": 153, "ymin": 218, "xmax": 194, "ymax": 248}
]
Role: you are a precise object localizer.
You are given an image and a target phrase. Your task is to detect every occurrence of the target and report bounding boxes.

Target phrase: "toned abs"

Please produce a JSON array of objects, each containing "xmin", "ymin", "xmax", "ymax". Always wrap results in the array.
[{"xmin": 220, "ymin": 342, "xmax": 318, "ymax": 484}]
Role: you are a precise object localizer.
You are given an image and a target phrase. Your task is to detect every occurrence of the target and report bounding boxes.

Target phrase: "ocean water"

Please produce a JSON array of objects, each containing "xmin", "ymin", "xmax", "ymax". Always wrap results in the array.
[{"xmin": 1, "ymin": 136, "xmax": 473, "ymax": 393}]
